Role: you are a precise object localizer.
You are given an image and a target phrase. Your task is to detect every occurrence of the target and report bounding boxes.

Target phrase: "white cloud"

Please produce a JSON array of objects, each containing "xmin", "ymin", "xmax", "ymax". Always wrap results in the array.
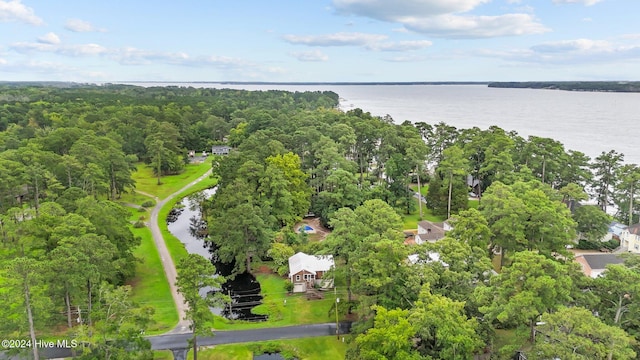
[
  {"xmin": 11, "ymin": 41, "xmax": 108, "ymax": 56},
  {"xmin": 552, "ymin": 0, "xmax": 604, "ymax": 5},
  {"xmin": 531, "ymin": 39, "xmax": 611, "ymax": 53},
  {"xmin": 37, "ymin": 32, "xmax": 60, "ymax": 45},
  {"xmin": 478, "ymin": 37, "xmax": 640, "ymax": 65},
  {"xmin": 65, "ymin": 18, "xmax": 105, "ymax": 32},
  {"xmin": 366, "ymin": 40, "xmax": 432, "ymax": 51},
  {"xmin": 331, "ymin": 0, "xmax": 548, "ymax": 38},
  {"xmin": 0, "ymin": 0, "xmax": 43, "ymax": 25},
  {"xmin": 289, "ymin": 50, "xmax": 329, "ymax": 62},
  {"xmin": 283, "ymin": 32, "xmax": 387, "ymax": 46},
  {"xmin": 383, "ymin": 54, "xmax": 428, "ymax": 62},
  {"xmin": 0, "ymin": 57, "xmax": 7, "ymax": 65},
  {"xmin": 404, "ymin": 13, "xmax": 549, "ymax": 38},
  {"xmin": 333, "ymin": 0, "xmax": 489, "ymax": 20}
]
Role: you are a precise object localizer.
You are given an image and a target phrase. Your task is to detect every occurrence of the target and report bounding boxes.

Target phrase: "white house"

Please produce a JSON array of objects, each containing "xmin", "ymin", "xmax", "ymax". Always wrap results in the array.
[
  {"xmin": 602, "ymin": 221, "xmax": 627, "ymax": 242},
  {"xmin": 621, "ymin": 223, "xmax": 640, "ymax": 253},
  {"xmin": 416, "ymin": 220, "xmax": 448, "ymax": 245},
  {"xmin": 288, "ymin": 252, "xmax": 334, "ymax": 293}
]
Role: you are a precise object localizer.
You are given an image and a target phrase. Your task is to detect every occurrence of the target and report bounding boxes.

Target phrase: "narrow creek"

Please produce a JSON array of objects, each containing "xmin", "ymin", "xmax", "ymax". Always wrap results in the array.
[{"xmin": 166, "ymin": 188, "xmax": 267, "ymax": 321}]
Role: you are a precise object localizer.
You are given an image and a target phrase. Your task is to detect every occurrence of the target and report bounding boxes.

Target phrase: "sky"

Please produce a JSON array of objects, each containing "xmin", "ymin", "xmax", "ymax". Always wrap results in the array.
[{"xmin": 1, "ymin": 0, "xmax": 639, "ymax": 82}]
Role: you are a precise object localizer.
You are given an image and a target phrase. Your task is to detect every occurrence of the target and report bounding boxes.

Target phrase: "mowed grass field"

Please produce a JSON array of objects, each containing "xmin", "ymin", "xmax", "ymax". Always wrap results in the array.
[
  {"xmin": 154, "ymin": 336, "xmax": 348, "ymax": 360},
  {"xmin": 124, "ymin": 160, "xmax": 217, "ymax": 333},
  {"xmin": 127, "ymin": 222, "xmax": 179, "ymax": 334},
  {"xmin": 213, "ymin": 273, "xmax": 338, "ymax": 331},
  {"xmin": 132, "ymin": 160, "xmax": 213, "ymax": 200}
]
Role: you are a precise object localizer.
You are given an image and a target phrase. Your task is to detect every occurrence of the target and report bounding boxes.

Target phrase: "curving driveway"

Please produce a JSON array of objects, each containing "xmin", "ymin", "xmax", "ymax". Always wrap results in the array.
[{"xmin": 141, "ymin": 169, "xmax": 213, "ymax": 334}]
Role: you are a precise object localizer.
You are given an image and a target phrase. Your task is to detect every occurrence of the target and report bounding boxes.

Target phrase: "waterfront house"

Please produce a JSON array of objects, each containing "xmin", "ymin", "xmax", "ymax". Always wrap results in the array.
[
  {"xmin": 574, "ymin": 253, "xmax": 624, "ymax": 278},
  {"xmin": 620, "ymin": 223, "xmax": 640, "ymax": 253},
  {"xmin": 288, "ymin": 252, "xmax": 334, "ymax": 293},
  {"xmin": 602, "ymin": 221, "xmax": 627, "ymax": 242}
]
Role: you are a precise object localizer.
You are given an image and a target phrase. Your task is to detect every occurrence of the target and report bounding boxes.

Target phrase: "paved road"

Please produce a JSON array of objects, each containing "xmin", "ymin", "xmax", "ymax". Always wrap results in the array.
[
  {"xmin": 4, "ymin": 323, "xmax": 351, "ymax": 359},
  {"xmin": 150, "ymin": 322, "xmax": 350, "ymax": 350},
  {"xmin": 141, "ymin": 169, "xmax": 213, "ymax": 335}
]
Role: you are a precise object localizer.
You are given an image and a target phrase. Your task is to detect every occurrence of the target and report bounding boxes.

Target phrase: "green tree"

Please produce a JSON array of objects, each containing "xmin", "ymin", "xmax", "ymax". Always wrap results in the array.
[
  {"xmin": 573, "ymin": 205, "xmax": 612, "ymax": 242},
  {"xmin": 351, "ymin": 236, "xmax": 419, "ymax": 312},
  {"xmin": 323, "ymin": 199, "xmax": 403, "ymax": 303},
  {"xmin": 267, "ymin": 242, "xmax": 295, "ymax": 276},
  {"xmin": 616, "ymin": 164, "xmax": 640, "ymax": 226},
  {"xmin": 593, "ymin": 264, "xmax": 640, "ymax": 331},
  {"xmin": 447, "ymin": 208, "xmax": 493, "ymax": 251},
  {"xmin": 591, "ymin": 150, "xmax": 624, "ymax": 213},
  {"xmin": 175, "ymin": 254, "xmax": 228, "ymax": 360},
  {"xmin": 410, "ymin": 285, "xmax": 483, "ymax": 359},
  {"xmin": 260, "ymin": 152, "xmax": 311, "ymax": 227},
  {"xmin": 1, "ymin": 257, "xmax": 52, "ymax": 360},
  {"xmin": 531, "ymin": 307, "xmax": 636, "ymax": 360},
  {"xmin": 476, "ymin": 251, "xmax": 573, "ymax": 342},
  {"xmin": 76, "ymin": 284, "xmax": 154, "ymax": 360},
  {"xmin": 438, "ymin": 145, "xmax": 469, "ymax": 219},
  {"xmin": 348, "ymin": 307, "xmax": 420, "ymax": 360}
]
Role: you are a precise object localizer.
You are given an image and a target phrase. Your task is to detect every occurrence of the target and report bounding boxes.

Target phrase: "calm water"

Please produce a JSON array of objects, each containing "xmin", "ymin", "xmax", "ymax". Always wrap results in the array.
[
  {"xmin": 166, "ymin": 188, "xmax": 266, "ymax": 321},
  {"xmin": 122, "ymin": 82, "xmax": 640, "ymax": 164}
]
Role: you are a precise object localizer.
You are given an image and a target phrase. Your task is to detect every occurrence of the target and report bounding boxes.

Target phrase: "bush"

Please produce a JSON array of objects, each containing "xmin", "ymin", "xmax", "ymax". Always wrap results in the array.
[
  {"xmin": 576, "ymin": 239, "xmax": 600, "ymax": 250},
  {"xmin": 603, "ymin": 238, "xmax": 620, "ymax": 250},
  {"xmin": 141, "ymin": 200, "xmax": 155, "ymax": 208},
  {"xmin": 133, "ymin": 220, "xmax": 146, "ymax": 228},
  {"xmin": 137, "ymin": 207, "xmax": 147, "ymax": 212},
  {"xmin": 284, "ymin": 281, "xmax": 294, "ymax": 293}
]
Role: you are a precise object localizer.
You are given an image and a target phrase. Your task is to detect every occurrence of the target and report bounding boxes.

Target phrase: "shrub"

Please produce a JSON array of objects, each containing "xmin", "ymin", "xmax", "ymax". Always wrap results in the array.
[
  {"xmin": 141, "ymin": 200, "xmax": 155, "ymax": 208},
  {"xmin": 133, "ymin": 220, "xmax": 146, "ymax": 228},
  {"xmin": 284, "ymin": 281, "xmax": 294, "ymax": 293},
  {"xmin": 137, "ymin": 207, "xmax": 147, "ymax": 212}
]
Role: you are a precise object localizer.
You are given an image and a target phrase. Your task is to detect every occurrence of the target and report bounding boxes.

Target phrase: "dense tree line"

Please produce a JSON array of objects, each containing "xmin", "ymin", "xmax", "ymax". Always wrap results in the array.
[
  {"xmin": 199, "ymin": 87, "xmax": 640, "ymax": 358},
  {"xmin": 0, "ymin": 84, "xmax": 338, "ymax": 358},
  {"xmin": 2, "ymin": 84, "xmax": 640, "ymax": 359}
]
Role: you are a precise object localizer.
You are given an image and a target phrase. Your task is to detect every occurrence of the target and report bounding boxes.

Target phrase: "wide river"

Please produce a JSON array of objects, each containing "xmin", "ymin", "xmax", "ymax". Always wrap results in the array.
[{"xmin": 122, "ymin": 83, "xmax": 640, "ymax": 165}]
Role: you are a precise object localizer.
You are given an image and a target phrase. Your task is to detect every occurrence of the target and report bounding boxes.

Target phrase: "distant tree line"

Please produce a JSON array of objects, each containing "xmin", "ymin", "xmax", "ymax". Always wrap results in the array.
[{"xmin": 489, "ymin": 81, "xmax": 640, "ymax": 92}]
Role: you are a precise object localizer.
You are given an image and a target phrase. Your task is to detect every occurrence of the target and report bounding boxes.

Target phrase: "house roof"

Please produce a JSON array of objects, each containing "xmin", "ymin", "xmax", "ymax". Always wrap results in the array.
[
  {"xmin": 417, "ymin": 220, "xmax": 445, "ymax": 242},
  {"xmin": 628, "ymin": 223, "xmax": 640, "ymax": 235},
  {"xmin": 288, "ymin": 252, "xmax": 334, "ymax": 276},
  {"xmin": 408, "ymin": 252, "xmax": 448, "ymax": 267},
  {"xmin": 608, "ymin": 222, "xmax": 628, "ymax": 237},
  {"xmin": 578, "ymin": 254, "xmax": 624, "ymax": 270}
]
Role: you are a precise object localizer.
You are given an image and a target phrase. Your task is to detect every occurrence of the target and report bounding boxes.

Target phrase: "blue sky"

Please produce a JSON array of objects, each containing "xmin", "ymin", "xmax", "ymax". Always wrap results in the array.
[{"xmin": 1, "ymin": 0, "xmax": 639, "ymax": 82}]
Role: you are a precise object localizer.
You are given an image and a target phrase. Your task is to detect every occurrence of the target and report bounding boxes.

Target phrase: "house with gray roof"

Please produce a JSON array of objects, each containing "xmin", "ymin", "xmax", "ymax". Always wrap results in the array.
[
  {"xmin": 574, "ymin": 253, "xmax": 624, "ymax": 278},
  {"xmin": 416, "ymin": 220, "xmax": 448, "ymax": 244}
]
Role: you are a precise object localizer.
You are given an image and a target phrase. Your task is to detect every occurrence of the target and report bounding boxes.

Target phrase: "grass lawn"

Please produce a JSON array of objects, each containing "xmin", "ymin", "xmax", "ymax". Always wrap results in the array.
[
  {"xmin": 409, "ymin": 183, "xmax": 429, "ymax": 196},
  {"xmin": 401, "ymin": 197, "xmax": 445, "ymax": 230},
  {"xmin": 213, "ymin": 274, "xmax": 337, "ymax": 331},
  {"xmin": 124, "ymin": 161, "xmax": 216, "ymax": 334},
  {"xmin": 401, "ymin": 185, "xmax": 481, "ymax": 230},
  {"xmin": 127, "ymin": 224, "xmax": 179, "ymax": 334},
  {"xmin": 180, "ymin": 336, "xmax": 348, "ymax": 360},
  {"xmin": 133, "ymin": 160, "xmax": 213, "ymax": 200}
]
